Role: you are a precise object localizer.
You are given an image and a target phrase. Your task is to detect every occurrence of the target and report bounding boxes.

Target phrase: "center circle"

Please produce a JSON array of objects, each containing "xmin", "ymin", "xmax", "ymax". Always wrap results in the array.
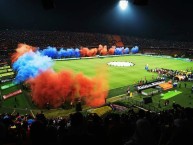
[{"xmin": 107, "ymin": 61, "xmax": 135, "ymax": 67}]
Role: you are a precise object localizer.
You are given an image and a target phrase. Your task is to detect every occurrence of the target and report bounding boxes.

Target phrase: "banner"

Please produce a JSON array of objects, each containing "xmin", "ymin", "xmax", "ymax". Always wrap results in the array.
[
  {"xmin": 3, "ymin": 89, "xmax": 22, "ymax": 100},
  {"xmin": 136, "ymin": 79, "xmax": 165, "ymax": 91}
]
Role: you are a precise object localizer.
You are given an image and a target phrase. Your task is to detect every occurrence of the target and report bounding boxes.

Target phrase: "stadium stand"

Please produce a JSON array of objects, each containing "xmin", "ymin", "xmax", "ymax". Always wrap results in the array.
[
  {"xmin": 1, "ymin": 30, "xmax": 193, "ymax": 145},
  {"xmin": 0, "ymin": 105, "xmax": 193, "ymax": 145},
  {"xmin": 112, "ymin": 35, "xmax": 124, "ymax": 47},
  {"xmin": 1, "ymin": 30, "xmax": 193, "ymax": 52}
]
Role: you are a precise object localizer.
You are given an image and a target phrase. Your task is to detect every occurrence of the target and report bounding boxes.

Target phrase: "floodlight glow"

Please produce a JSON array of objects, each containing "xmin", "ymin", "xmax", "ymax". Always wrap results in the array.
[{"xmin": 119, "ymin": 0, "xmax": 128, "ymax": 10}]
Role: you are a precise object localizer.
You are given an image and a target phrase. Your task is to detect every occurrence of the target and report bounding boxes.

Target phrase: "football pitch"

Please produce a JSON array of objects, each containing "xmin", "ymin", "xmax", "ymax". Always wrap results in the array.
[
  {"xmin": 1, "ymin": 55, "xmax": 193, "ymax": 115},
  {"xmin": 53, "ymin": 55, "xmax": 192, "ymax": 89}
]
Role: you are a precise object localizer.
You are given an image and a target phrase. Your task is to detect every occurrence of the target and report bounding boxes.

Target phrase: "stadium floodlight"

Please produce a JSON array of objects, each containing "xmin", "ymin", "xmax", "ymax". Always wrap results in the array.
[{"xmin": 119, "ymin": 0, "xmax": 128, "ymax": 10}]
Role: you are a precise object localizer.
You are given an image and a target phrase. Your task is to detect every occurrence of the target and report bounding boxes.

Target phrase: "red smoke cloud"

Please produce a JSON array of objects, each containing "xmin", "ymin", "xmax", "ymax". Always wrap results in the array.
[
  {"xmin": 87, "ymin": 48, "xmax": 98, "ymax": 56},
  {"xmin": 98, "ymin": 45, "xmax": 108, "ymax": 56},
  {"xmin": 80, "ymin": 47, "xmax": 88, "ymax": 57},
  {"xmin": 80, "ymin": 45, "xmax": 112, "ymax": 57},
  {"xmin": 80, "ymin": 47, "xmax": 98, "ymax": 57},
  {"xmin": 98, "ymin": 44, "xmax": 103, "ymax": 53},
  {"xmin": 11, "ymin": 43, "xmax": 37, "ymax": 63},
  {"xmin": 108, "ymin": 46, "xmax": 116, "ymax": 55},
  {"xmin": 27, "ymin": 67, "xmax": 108, "ymax": 108},
  {"xmin": 27, "ymin": 69, "xmax": 74, "ymax": 108}
]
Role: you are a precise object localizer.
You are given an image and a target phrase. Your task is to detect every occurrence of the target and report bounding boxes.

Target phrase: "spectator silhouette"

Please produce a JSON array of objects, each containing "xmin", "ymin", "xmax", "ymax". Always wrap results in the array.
[
  {"xmin": 0, "ymin": 121, "xmax": 6, "ymax": 145},
  {"xmin": 60, "ymin": 112, "xmax": 96, "ymax": 145},
  {"xmin": 124, "ymin": 118, "xmax": 156, "ymax": 145},
  {"xmin": 30, "ymin": 120, "xmax": 46, "ymax": 145}
]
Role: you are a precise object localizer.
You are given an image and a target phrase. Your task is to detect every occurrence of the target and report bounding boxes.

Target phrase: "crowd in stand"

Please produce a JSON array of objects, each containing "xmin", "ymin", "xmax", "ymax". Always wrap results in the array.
[
  {"xmin": 140, "ymin": 48, "xmax": 187, "ymax": 57},
  {"xmin": 0, "ymin": 30, "xmax": 109, "ymax": 49},
  {"xmin": 1, "ymin": 30, "xmax": 193, "ymax": 50},
  {"xmin": 121, "ymin": 35, "xmax": 193, "ymax": 48},
  {"xmin": 0, "ymin": 52, "xmax": 11, "ymax": 67},
  {"xmin": 0, "ymin": 104, "xmax": 193, "ymax": 145}
]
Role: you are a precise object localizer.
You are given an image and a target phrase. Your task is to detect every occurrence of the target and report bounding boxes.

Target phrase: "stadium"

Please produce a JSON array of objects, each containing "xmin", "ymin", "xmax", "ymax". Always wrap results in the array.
[{"xmin": 0, "ymin": 0, "xmax": 193, "ymax": 145}]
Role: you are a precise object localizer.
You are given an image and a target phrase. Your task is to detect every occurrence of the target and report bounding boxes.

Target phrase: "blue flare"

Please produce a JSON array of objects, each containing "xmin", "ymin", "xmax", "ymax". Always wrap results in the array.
[
  {"xmin": 131, "ymin": 46, "xmax": 139, "ymax": 54},
  {"xmin": 41, "ymin": 46, "xmax": 58, "ymax": 59},
  {"xmin": 58, "ymin": 48, "xmax": 80, "ymax": 58},
  {"xmin": 13, "ymin": 51, "xmax": 53, "ymax": 83},
  {"xmin": 58, "ymin": 48, "xmax": 67, "ymax": 58},
  {"xmin": 115, "ymin": 47, "xmax": 124, "ymax": 55},
  {"xmin": 67, "ymin": 48, "xmax": 75, "ymax": 57},
  {"xmin": 124, "ymin": 47, "xmax": 129, "ymax": 54},
  {"xmin": 75, "ymin": 48, "xmax": 80, "ymax": 57}
]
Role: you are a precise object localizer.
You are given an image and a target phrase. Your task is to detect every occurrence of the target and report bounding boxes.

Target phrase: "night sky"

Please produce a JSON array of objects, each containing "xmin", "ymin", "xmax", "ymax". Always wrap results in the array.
[{"xmin": 0, "ymin": 0, "xmax": 193, "ymax": 41}]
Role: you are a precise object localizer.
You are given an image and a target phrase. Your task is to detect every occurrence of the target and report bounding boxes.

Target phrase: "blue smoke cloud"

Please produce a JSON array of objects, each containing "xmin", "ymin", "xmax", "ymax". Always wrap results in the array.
[
  {"xmin": 115, "ymin": 47, "xmax": 124, "ymax": 55},
  {"xmin": 74, "ymin": 48, "xmax": 80, "ymax": 57},
  {"xmin": 58, "ymin": 48, "xmax": 80, "ymax": 58},
  {"xmin": 124, "ymin": 47, "xmax": 129, "ymax": 54},
  {"xmin": 58, "ymin": 48, "xmax": 68, "ymax": 58},
  {"xmin": 67, "ymin": 48, "xmax": 75, "ymax": 57},
  {"xmin": 131, "ymin": 46, "xmax": 139, "ymax": 54},
  {"xmin": 12, "ymin": 51, "xmax": 53, "ymax": 84},
  {"xmin": 41, "ymin": 46, "xmax": 58, "ymax": 59}
]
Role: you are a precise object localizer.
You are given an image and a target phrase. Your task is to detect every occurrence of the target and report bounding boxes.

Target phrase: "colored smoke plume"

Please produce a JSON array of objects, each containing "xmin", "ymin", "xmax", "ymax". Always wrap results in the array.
[
  {"xmin": 98, "ymin": 44, "xmax": 103, "ymax": 53},
  {"xmin": 12, "ymin": 43, "xmax": 110, "ymax": 108},
  {"xmin": 74, "ymin": 48, "xmax": 81, "ymax": 58},
  {"xmin": 131, "ymin": 46, "xmax": 139, "ymax": 54},
  {"xmin": 124, "ymin": 47, "xmax": 130, "ymax": 54},
  {"xmin": 87, "ymin": 48, "xmax": 98, "ymax": 56},
  {"xmin": 12, "ymin": 51, "xmax": 53, "ymax": 84},
  {"xmin": 40, "ymin": 47, "xmax": 80, "ymax": 58},
  {"xmin": 27, "ymin": 69, "xmax": 74, "ymax": 108},
  {"xmin": 108, "ymin": 46, "xmax": 116, "ymax": 55},
  {"xmin": 99, "ymin": 45, "xmax": 108, "ymax": 55},
  {"xmin": 41, "ymin": 46, "xmax": 58, "ymax": 59},
  {"xmin": 11, "ymin": 43, "xmax": 37, "ymax": 63},
  {"xmin": 80, "ymin": 47, "xmax": 89, "ymax": 57},
  {"xmin": 82, "ymin": 66, "xmax": 108, "ymax": 107},
  {"xmin": 115, "ymin": 47, "xmax": 124, "ymax": 55},
  {"xmin": 80, "ymin": 47, "xmax": 98, "ymax": 57},
  {"xmin": 27, "ymin": 66, "xmax": 108, "ymax": 108}
]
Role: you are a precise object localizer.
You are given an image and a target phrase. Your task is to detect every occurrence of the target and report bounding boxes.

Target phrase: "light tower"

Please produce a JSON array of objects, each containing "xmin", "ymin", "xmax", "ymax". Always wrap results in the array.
[{"xmin": 119, "ymin": 0, "xmax": 128, "ymax": 10}]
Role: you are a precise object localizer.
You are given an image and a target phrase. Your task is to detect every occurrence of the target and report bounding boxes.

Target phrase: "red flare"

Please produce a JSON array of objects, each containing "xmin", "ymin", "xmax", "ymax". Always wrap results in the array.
[
  {"xmin": 11, "ymin": 43, "xmax": 37, "ymax": 63},
  {"xmin": 108, "ymin": 47, "xmax": 115, "ymax": 55},
  {"xmin": 27, "ymin": 67, "xmax": 108, "ymax": 108},
  {"xmin": 80, "ymin": 47, "xmax": 89, "ymax": 57}
]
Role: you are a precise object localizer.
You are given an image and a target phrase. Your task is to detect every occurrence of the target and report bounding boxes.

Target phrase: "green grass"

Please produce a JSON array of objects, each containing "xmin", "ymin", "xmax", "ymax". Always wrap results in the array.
[
  {"xmin": 1, "ymin": 55, "xmax": 193, "ymax": 116},
  {"xmin": 1, "ymin": 85, "xmax": 32, "ymax": 109},
  {"xmin": 129, "ymin": 81, "xmax": 193, "ymax": 111},
  {"xmin": 161, "ymin": 90, "xmax": 182, "ymax": 100},
  {"xmin": 53, "ymin": 55, "xmax": 193, "ymax": 89},
  {"xmin": 142, "ymin": 88, "xmax": 157, "ymax": 93}
]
